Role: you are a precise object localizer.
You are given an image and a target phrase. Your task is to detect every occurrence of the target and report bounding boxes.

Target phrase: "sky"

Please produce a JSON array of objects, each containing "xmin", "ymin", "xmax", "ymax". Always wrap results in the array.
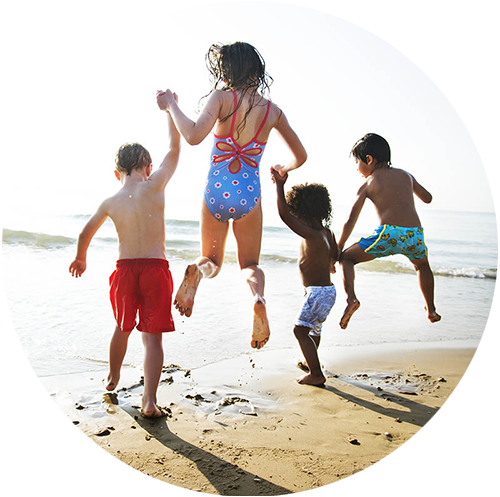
[
  {"xmin": 0, "ymin": 0, "xmax": 496, "ymax": 230},
  {"xmin": 1, "ymin": 1, "xmax": 499, "ymax": 496}
]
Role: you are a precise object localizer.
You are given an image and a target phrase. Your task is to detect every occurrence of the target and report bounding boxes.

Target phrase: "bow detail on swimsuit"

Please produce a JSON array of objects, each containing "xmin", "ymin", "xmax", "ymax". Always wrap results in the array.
[{"xmin": 213, "ymin": 141, "xmax": 262, "ymax": 173}]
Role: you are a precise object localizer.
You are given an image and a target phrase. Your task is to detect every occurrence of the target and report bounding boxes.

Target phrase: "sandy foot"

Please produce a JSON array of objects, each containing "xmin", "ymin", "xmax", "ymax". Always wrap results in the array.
[
  {"xmin": 339, "ymin": 299, "xmax": 361, "ymax": 329},
  {"xmin": 174, "ymin": 264, "xmax": 202, "ymax": 317},
  {"xmin": 251, "ymin": 298, "xmax": 270, "ymax": 349},
  {"xmin": 297, "ymin": 373, "xmax": 326, "ymax": 386},
  {"xmin": 141, "ymin": 401, "xmax": 170, "ymax": 419}
]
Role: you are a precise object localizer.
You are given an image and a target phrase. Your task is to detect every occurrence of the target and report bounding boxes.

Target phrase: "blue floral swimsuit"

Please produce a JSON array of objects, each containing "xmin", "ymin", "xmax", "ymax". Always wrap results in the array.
[{"xmin": 204, "ymin": 91, "xmax": 271, "ymax": 222}]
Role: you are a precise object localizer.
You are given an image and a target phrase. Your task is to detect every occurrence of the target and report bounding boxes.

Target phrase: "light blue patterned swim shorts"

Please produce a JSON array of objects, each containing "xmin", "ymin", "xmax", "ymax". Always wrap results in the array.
[{"xmin": 294, "ymin": 285, "xmax": 336, "ymax": 336}]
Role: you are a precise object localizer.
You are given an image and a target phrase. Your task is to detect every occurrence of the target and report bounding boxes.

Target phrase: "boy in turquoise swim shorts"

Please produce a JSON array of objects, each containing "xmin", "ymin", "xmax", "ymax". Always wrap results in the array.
[
  {"xmin": 272, "ymin": 167, "xmax": 338, "ymax": 386},
  {"xmin": 337, "ymin": 133, "xmax": 441, "ymax": 329}
]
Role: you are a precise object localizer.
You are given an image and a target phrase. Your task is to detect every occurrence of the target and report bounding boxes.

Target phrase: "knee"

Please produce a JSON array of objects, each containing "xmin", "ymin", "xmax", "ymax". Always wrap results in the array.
[
  {"xmin": 240, "ymin": 263, "xmax": 263, "ymax": 282},
  {"xmin": 412, "ymin": 258, "xmax": 430, "ymax": 272},
  {"xmin": 142, "ymin": 332, "xmax": 163, "ymax": 348},
  {"xmin": 197, "ymin": 258, "xmax": 221, "ymax": 279},
  {"xmin": 293, "ymin": 326, "xmax": 309, "ymax": 341}
]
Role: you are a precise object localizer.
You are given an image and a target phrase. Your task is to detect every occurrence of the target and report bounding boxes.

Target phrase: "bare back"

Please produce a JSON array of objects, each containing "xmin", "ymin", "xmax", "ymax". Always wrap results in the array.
[
  {"xmin": 214, "ymin": 90, "xmax": 281, "ymax": 147},
  {"xmin": 365, "ymin": 167, "xmax": 423, "ymax": 227},
  {"xmin": 105, "ymin": 180, "xmax": 167, "ymax": 260},
  {"xmin": 298, "ymin": 228, "xmax": 337, "ymax": 287}
]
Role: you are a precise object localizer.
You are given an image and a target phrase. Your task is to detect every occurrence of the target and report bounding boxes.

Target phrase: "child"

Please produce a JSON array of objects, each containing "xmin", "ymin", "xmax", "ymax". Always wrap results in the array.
[
  {"xmin": 272, "ymin": 167, "xmax": 338, "ymax": 386},
  {"xmin": 337, "ymin": 133, "xmax": 441, "ymax": 329},
  {"xmin": 69, "ymin": 95, "xmax": 180, "ymax": 418},
  {"xmin": 157, "ymin": 41, "xmax": 307, "ymax": 350}
]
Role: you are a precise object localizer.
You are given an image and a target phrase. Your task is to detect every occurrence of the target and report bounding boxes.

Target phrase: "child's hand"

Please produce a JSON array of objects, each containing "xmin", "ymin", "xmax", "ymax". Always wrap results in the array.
[
  {"xmin": 69, "ymin": 259, "xmax": 86, "ymax": 278},
  {"xmin": 330, "ymin": 260, "xmax": 337, "ymax": 274},
  {"xmin": 156, "ymin": 89, "xmax": 177, "ymax": 111},
  {"xmin": 271, "ymin": 165, "xmax": 288, "ymax": 185}
]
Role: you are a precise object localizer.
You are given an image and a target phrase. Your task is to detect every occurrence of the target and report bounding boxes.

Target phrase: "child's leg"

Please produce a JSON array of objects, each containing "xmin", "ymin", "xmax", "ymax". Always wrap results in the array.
[
  {"xmin": 293, "ymin": 326, "xmax": 325, "ymax": 386},
  {"xmin": 174, "ymin": 201, "xmax": 230, "ymax": 317},
  {"xmin": 232, "ymin": 201, "xmax": 270, "ymax": 349},
  {"xmin": 297, "ymin": 335, "xmax": 321, "ymax": 372},
  {"xmin": 411, "ymin": 257, "xmax": 441, "ymax": 323},
  {"xmin": 339, "ymin": 244, "xmax": 374, "ymax": 329},
  {"xmin": 106, "ymin": 326, "xmax": 131, "ymax": 391},
  {"xmin": 141, "ymin": 332, "xmax": 164, "ymax": 417}
]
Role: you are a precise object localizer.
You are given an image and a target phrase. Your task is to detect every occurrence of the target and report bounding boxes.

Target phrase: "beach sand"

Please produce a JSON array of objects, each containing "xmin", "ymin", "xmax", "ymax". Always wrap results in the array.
[{"xmin": 41, "ymin": 342, "xmax": 475, "ymax": 495}]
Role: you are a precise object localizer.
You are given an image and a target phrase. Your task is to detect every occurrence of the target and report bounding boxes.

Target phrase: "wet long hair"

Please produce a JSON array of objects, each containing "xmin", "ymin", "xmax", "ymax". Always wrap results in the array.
[
  {"xmin": 203, "ymin": 41, "xmax": 273, "ymax": 137},
  {"xmin": 285, "ymin": 183, "xmax": 333, "ymax": 228}
]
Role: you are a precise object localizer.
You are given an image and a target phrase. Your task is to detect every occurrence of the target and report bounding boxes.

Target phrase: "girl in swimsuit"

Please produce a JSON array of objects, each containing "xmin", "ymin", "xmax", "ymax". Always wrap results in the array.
[{"xmin": 157, "ymin": 41, "xmax": 307, "ymax": 349}]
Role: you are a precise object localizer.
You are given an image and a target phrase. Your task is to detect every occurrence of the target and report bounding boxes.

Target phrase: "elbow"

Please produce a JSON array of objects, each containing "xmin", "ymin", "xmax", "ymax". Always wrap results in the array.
[
  {"xmin": 297, "ymin": 149, "xmax": 308, "ymax": 167},
  {"xmin": 186, "ymin": 135, "xmax": 203, "ymax": 146},
  {"xmin": 184, "ymin": 126, "xmax": 205, "ymax": 146}
]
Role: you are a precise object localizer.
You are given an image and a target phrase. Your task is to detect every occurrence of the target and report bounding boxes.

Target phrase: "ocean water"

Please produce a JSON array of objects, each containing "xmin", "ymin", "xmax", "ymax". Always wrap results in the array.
[{"xmin": 1, "ymin": 209, "xmax": 497, "ymax": 379}]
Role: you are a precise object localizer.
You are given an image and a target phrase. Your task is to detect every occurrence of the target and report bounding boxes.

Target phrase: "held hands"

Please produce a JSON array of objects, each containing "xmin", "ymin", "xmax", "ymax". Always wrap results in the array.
[
  {"xmin": 330, "ymin": 260, "xmax": 337, "ymax": 275},
  {"xmin": 271, "ymin": 165, "xmax": 288, "ymax": 185},
  {"xmin": 156, "ymin": 89, "xmax": 178, "ymax": 112},
  {"xmin": 69, "ymin": 259, "xmax": 87, "ymax": 278}
]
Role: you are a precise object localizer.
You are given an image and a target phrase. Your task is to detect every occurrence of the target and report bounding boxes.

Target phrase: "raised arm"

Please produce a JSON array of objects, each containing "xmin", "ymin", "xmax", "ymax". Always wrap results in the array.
[
  {"xmin": 273, "ymin": 110, "xmax": 307, "ymax": 176},
  {"xmin": 157, "ymin": 89, "xmax": 220, "ymax": 145},
  {"xmin": 69, "ymin": 202, "xmax": 109, "ymax": 277},
  {"xmin": 337, "ymin": 183, "xmax": 368, "ymax": 254},
  {"xmin": 272, "ymin": 167, "xmax": 317, "ymax": 239},
  {"xmin": 149, "ymin": 101, "xmax": 181, "ymax": 190},
  {"xmin": 411, "ymin": 174, "xmax": 433, "ymax": 203}
]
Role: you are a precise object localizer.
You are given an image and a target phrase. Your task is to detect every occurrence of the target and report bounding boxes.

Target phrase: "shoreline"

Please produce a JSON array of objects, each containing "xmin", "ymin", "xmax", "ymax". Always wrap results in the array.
[{"xmin": 42, "ymin": 341, "xmax": 477, "ymax": 495}]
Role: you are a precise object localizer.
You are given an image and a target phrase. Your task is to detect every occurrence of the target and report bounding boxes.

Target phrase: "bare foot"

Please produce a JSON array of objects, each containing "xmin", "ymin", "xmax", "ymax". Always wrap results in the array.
[
  {"xmin": 297, "ymin": 373, "xmax": 326, "ymax": 386},
  {"xmin": 251, "ymin": 297, "xmax": 270, "ymax": 349},
  {"xmin": 339, "ymin": 299, "xmax": 360, "ymax": 329},
  {"xmin": 141, "ymin": 399, "xmax": 170, "ymax": 418},
  {"xmin": 174, "ymin": 264, "xmax": 202, "ymax": 317},
  {"xmin": 427, "ymin": 308, "xmax": 442, "ymax": 323},
  {"xmin": 297, "ymin": 361, "xmax": 310, "ymax": 373},
  {"xmin": 105, "ymin": 374, "xmax": 118, "ymax": 392}
]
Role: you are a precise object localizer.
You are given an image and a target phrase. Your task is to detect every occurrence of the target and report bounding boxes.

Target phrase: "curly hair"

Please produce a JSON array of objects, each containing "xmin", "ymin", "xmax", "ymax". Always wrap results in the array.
[
  {"xmin": 115, "ymin": 143, "xmax": 152, "ymax": 176},
  {"xmin": 285, "ymin": 183, "xmax": 332, "ymax": 228},
  {"xmin": 203, "ymin": 41, "xmax": 273, "ymax": 137}
]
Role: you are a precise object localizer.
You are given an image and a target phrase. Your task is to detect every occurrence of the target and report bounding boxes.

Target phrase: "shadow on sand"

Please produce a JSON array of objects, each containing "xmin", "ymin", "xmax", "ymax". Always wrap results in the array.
[
  {"xmin": 119, "ymin": 404, "xmax": 290, "ymax": 496},
  {"xmin": 323, "ymin": 372, "xmax": 439, "ymax": 427}
]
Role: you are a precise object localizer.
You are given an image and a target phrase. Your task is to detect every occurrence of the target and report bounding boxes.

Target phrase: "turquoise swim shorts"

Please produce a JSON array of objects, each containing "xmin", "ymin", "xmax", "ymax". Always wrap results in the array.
[{"xmin": 357, "ymin": 225, "xmax": 428, "ymax": 260}]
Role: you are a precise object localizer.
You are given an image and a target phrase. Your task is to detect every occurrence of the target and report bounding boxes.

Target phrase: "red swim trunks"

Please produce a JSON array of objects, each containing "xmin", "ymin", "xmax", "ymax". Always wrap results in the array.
[{"xmin": 109, "ymin": 258, "xmax": 175, "ymax": 333}]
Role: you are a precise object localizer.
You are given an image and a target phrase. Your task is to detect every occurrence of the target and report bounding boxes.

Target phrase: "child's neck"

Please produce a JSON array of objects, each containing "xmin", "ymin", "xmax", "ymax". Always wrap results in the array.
[
  {"xmin": 120, "ymin": 169, "xmax": 149, "ymax": 185},
  {"xmin": 305, "ymin": 219, "xmax": 324, "ymax": 230}
]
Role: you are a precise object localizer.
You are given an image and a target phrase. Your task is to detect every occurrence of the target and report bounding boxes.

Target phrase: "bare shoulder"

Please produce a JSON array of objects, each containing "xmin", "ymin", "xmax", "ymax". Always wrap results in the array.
[
  {"xmin": 270, "ymin": 101, "xmax": 285, "ymax": 123},
  {"xmin": 389, "ymin": 167, "xmax": 413, "ymax": 180}
]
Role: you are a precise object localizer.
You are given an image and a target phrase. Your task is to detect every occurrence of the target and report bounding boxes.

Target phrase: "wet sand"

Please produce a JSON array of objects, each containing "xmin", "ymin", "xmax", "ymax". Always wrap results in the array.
[{"xmin": 41, "ymin": 342, "xmax": 476, "ymax": 495}]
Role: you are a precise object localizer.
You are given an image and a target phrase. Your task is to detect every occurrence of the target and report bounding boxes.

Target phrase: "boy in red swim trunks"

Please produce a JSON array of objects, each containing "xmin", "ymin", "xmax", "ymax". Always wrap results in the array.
[
  {"xmin": 69, "ymin": 93, "xmax": 180, "ymax": 417},
  {"xmin": 337, "ymin": 133, "xmax": 441, "ymax": 329}
]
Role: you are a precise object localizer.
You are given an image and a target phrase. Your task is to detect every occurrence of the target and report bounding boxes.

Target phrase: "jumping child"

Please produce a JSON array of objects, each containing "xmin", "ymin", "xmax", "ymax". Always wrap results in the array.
[
  {"xmin": 69, "ymin": 97, "xmax": 180, "ymax": 417},
  {"xmin": 337, "ymin": 133, "xmax": 441, "ymax": 329},
  {"xmin": 157, "ymin": 41, "xmax": 307, "ymax": 349},
  {"xmin": 272, "ymin": 167, "xmax": 338, "ymax": 386}
]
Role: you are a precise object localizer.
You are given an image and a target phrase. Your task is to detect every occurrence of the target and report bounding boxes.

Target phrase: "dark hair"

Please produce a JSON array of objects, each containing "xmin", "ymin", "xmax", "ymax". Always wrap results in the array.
[
  {"xmin": 285, "ymin": 183, "xmax": 332, "ymax": 228},
  {"xmin": 203, "ymin": 41, "xmax": 273, "ymax": 137},
  {"xmin": 351, "ymin": 133, "xmax": 391, "ymax": 169},
  {"xmin": 115, "ymin": 143, "xmax": 151, "ymax": 176}
]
